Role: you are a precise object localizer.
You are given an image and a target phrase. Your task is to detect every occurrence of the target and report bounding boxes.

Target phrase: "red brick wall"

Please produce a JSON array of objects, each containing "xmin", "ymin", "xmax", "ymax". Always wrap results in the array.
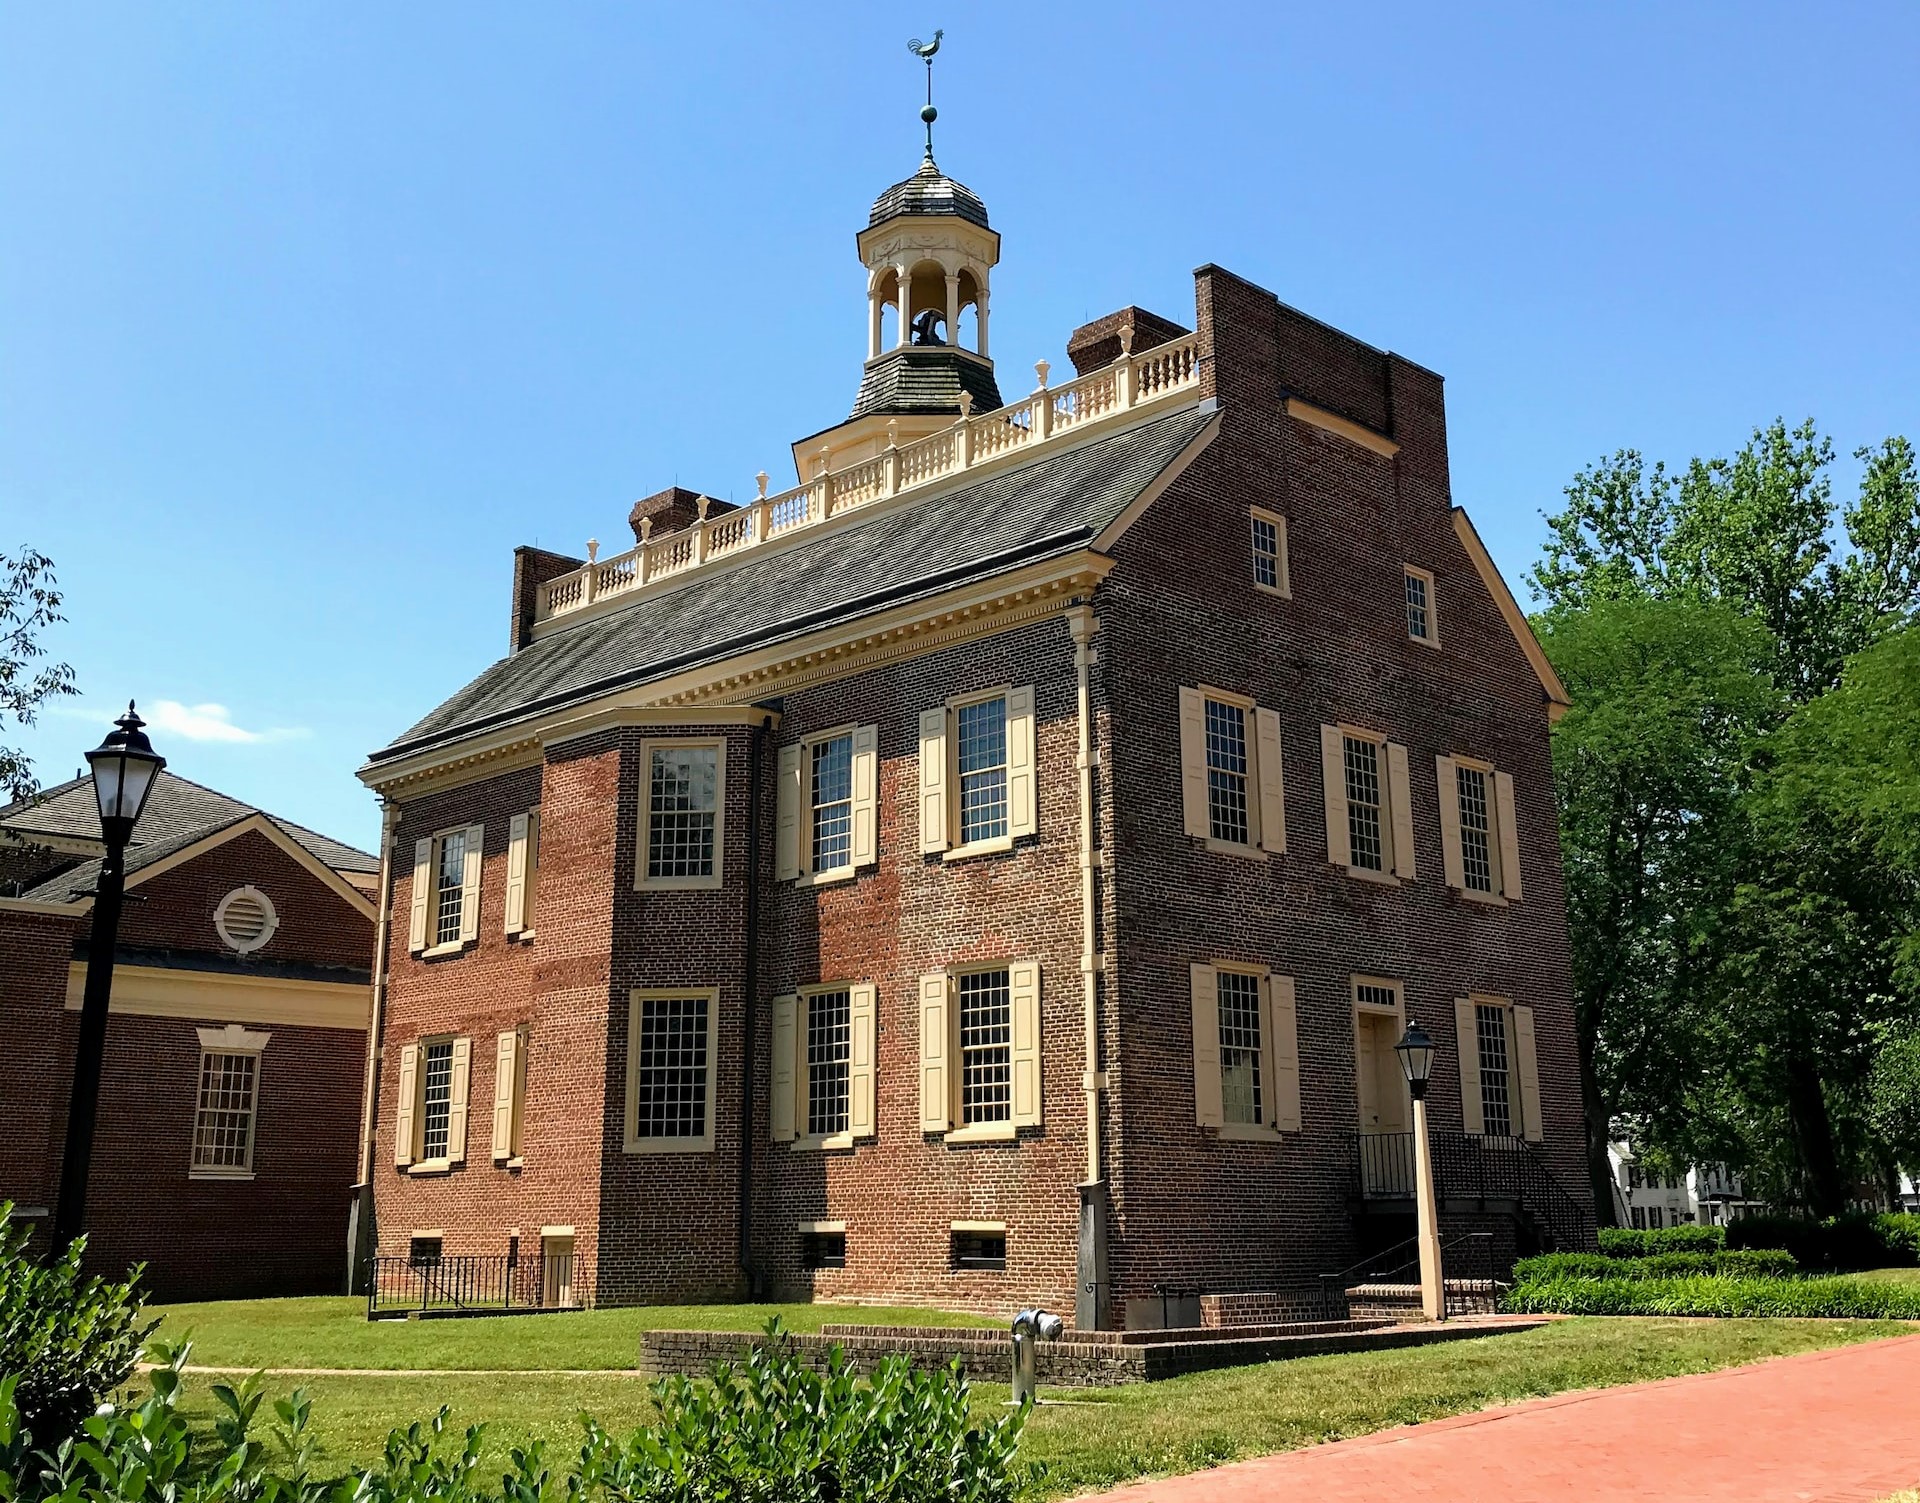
[
  {"xmin": 1095, "ymin": 265, "xmax": 1588, "ymax": 1306},
  {"xmin": 115, "ymin": 826, "xmax": 371, "ymax": 972},
  {"xmin": 0, "ymin": 907, "xmax": 81, "ymax": 1213}
]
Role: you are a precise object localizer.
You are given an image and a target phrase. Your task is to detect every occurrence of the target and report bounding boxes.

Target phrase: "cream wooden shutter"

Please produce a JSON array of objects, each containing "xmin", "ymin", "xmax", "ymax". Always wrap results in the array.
[
  {"xmin": 1179, "ymin": 687, "xmax": 1209, "ymax": 839},
  {"xmin": 1455, "ymin": 997, "xmax": 1484, "ymax": 1135},
  {"xmin": 458, "ymin": 824, "xmax": 484, "ymax": 943},
  {"xmin": 504, "ymin": 814, "xmax": 530, "ymax": 934},
  {"xmin": 1266, "ymin": 974, "xmax": 1302, "ymax": 1132},
  {"xmin": 1006, "ymin": 687, "xmax": 1037, "ymax": 838},
  {"xmin": 851, "ymin": 725, "xmax": 879, "ymax": 867},
  {"xmin": 523, "ymin": 810, "xmax": 540, "ymax": 930},
  {"xmin": 1009, "ymin": 960, "xmax": 1042, "ymax": 1127},
  {"xmin": 849, "ymin": 982, "xmax": 877, "ymax": 1138},
  {"xmin": 775, "ymin": 745, "xmax": 802, "ymax": 881},
  {"xmin": 1495, "ymin": 771, "xmax": 1523, "ymax": 900},
  {"xmin": 1387, "ymin": 742, "xmax": 1415, "ymax": 879},
  {"xmin": 1190, "ymin": 963, "xmax": 1222, "ymax": 1128},
  {"xmin": 918, "ymin": 708, "xmax": 949, "ymax": 853},
  {"xmin": 491, "ymin": 1030, "xmax": 520, "ymax": 1162},
  {"xmin": 1514, "ymin": 1004, "xmax": 1545, "ymax": 1142},
  {"xmin": 1320, "ymin": 726, "xmax": 1350, "ymax": 866},
  {"xmin": 394, "ymin": 1042, "xmax": 420, "ymax": 1166},
  {"xmin": 1255, "ymin": 707, "xmax": 1285, "ymax": 854},
  {"xmin": 771, "ymin": 993, "xmax": 798, "ymax": 1142},
  {"xmin": 1436, "ymin": 756, "xmax": 1465, "ymax": 890},
  {"xmin": 407, "ymin": 839, "xmax": 432, "ymax": 952},
  {"xmin": 919, "ymin": 972, "xmax": 952, "ymax": 1132},
  {"xmin": 445, "ymin": 1035, "xmax": 473, "ymax": 1161}
]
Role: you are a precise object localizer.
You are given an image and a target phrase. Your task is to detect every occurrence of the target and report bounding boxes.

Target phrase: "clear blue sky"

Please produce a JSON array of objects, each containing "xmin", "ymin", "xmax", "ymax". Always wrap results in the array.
[{"xmin": 4, "ymin": 2, "xmax": 1916, "ymax": 853}]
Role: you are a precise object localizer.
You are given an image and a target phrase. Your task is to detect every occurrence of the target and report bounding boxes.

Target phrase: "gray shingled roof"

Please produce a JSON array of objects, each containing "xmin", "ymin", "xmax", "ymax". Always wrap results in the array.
[
  {"xmin": 369, "ymin": 402, "xmax": 1216, "ymax": 768},
  {"xmin": 868, "ymin": 159, "xmax": 990, "ymax": 231},
  {"xmin": 3, "ymin": 771, "xmax": 378, "ymax": 904},
  {"xmin": 849, "ymin": 348, "xmax": 1004, "ymax": 421}
]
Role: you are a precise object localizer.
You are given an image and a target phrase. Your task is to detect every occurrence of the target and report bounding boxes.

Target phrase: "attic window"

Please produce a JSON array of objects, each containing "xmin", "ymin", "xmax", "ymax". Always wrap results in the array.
[{"xmin": 214, "ymin": 885, "xmax": 279, "ymax": 954}]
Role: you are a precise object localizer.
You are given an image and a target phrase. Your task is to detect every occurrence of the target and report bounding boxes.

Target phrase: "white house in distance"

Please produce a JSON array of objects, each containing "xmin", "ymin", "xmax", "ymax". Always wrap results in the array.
[{"xmin": 1608, "ymin": 1142, "xmax": 1697, "ymax": 1230}]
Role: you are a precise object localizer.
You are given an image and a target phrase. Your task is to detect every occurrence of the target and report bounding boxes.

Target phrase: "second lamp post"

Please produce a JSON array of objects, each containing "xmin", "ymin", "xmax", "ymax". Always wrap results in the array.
[{"xmin": 1394, "ymin": 1020, "xmax": 1445, "ymax": 1321}]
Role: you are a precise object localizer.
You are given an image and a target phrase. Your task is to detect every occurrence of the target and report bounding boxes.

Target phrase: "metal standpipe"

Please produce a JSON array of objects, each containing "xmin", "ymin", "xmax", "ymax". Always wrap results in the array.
[{"xmin": 1009, "ymin": 1307, "xmax": 1064, "ymax": 1406}]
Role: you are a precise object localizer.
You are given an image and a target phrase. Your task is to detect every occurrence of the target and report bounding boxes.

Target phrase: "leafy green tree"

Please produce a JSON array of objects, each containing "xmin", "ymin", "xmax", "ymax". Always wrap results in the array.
[
  {"xmin": 0, "ymin": 548, "xmax": 76, "ymax": 806},
  {"xmin": 1533, "ymin": 421, "xmax": 1920, "ymax": 1216},
  {"xmin": 1537, "ymin": 595, "xmax": 1777, "ymax": 1220}
]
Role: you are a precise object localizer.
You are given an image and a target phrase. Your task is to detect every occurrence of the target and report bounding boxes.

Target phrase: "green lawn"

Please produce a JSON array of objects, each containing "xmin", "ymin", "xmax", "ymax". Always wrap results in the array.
[
  {"xmin": 151, "ymin": 1296, "xmax": 995, "ymax": 1373},
  {"xmin": 140, "ymin": 1304, "xmax": 1913, "ymax": 1500},
  {"xmin": 1849, "ymin": 1267, "xmax": 1920, "ymax": 1288}
]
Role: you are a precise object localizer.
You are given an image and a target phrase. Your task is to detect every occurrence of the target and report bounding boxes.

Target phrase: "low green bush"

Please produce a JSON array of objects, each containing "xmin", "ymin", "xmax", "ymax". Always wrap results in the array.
[
  {"xmin": 0, "ymin": 1202, "xmax": 155, "ymax": 1453},
  {"xmin": 1596, "ymin": 1223, "xmax": 1725, "ymax": 1257},
  {"xmin": 1503, "ymin": 1272, "xmax": 1920, "ymax": 1319},
  {"xmin": 0, "ymin": 1328, "xmax": 1035, "ymax": 1503},
  {"xmin": 1726, "ymin": 1212, "xmax": 1920, "ymax": 1270},
  {"xmin": 1512, "ymin": 1249, "xmax": 1796, "ymax": 1283}
]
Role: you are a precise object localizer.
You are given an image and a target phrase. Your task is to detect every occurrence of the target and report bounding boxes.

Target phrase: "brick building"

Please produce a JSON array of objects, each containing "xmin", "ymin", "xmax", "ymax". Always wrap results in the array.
[
  {"xmin": 0, "ymin": 770, "xmax": 377, "ymax": 1299},
  {"xmin": 356, "ymin": 145, "xmax": 1594, "ymax": 1329}
]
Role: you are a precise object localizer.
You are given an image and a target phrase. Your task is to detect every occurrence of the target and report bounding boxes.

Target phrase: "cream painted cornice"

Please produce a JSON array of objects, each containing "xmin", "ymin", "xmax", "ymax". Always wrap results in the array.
[
  {"xmin": 0, "ymin": 895, "xmax": 81, "ymax": 918},
  {"xmin": 64, "ymin": 962, "xmax": 369, "ymax": 1031},
  {"xmin": 1282, "ymin": 397, "xmax": 1400, "ymax": 458},
  {"xmin": 1451, "ymin": 506, "xmax": 1571, "ymax": 721},
  {"xmin": 1, "ymin": 828, "xmax": 103, "ymax": 858}
]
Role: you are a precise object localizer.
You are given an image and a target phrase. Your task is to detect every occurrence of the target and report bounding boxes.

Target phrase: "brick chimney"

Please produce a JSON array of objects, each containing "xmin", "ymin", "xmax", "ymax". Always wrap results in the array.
[
  {"xmin": 1065, "ymin": 306, "xmax": 1192, "ymax": 377},
  {"xmin": 509, "ymin": 546, "xmax": 585, "ymax": 653},
  {"xmin": 627, "ymin": 487, "xmax": 736, "ymax": 545}
]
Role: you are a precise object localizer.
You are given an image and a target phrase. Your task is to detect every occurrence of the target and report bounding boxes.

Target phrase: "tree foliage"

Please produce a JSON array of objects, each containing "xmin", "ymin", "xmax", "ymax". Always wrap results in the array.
[
  {"xmin": 1534, "ymin": 420, "xmax": 1920, "ymax": 1218},
  {"xmin": 0, "ymin": 548, "xmax": 77, "ymax": 807}
]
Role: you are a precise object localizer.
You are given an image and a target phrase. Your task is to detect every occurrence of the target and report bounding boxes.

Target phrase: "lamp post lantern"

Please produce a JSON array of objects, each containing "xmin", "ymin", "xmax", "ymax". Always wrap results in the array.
[
  {"xmin": 1394, "ymin": 1020, "xmax": 1446, "ymax": 1321},
  {"xmin": 51, "ymin": 703, "xmax": 165, "ymax": 1254}
]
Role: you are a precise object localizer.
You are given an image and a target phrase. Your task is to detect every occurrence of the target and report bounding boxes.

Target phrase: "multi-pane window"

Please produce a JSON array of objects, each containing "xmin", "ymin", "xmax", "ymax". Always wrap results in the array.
[
  {"xmin": 1251, "ymin": 511, "xmax": 1285, "ymax": 592},
  {"xmin": 1355, "ymin": 981, "xmax": 1399, "ymax": 1011},
  {"xmin": 810, "ymin": 734, "xmax": 854, "ymax": 873},
  {"xmin": 191, "ymin": 1051, "xmax": 258, "ymax": 1172},
  {"xmin": 1631, "ymin": 1205, "xmax": 1647, "ymax": 1230},
  {"xmin": 1649, "ymin": 1207, "xmax": 1664, "ymax": 1230},
  {"xmin": 955, "ymin": 696, "xmax": 1009, "ymax": 845},
  {"xmin": 647, "ymin": 746, "xmax": 720, "ymax": 881},
  {"xmin": 805, "ymin": 989, "xmax": 852, "ymax": 1138},
  {"xmin": 420, "ymin": 1040, "xmax": 455, "ymax": 1161},
  {"xmin": 951, "ymin": 1229, "xmax": 1007, "ymax": 1271},
  {"xmin": 1475, "ymin": 1003, "xmax": 1513, "ymax": 1138},
  {"xmin": 1204, "ymin": 698, "xmax": 1251, "ymax": 845},
  {"xmin": 1216, "ymin": 970, "xmax": 1265, "ymax": 1126},
  {"xmin": 632, "ymin": 994, "xmax": 711, "ymax": 1141},
  {"xmin": 1405, "ymin": 567, "xmax": 1434, "ymax": 642},
  {"xmin": 1456, "ymin": 764, "xmax": 1495, "ymax": 893},
  {"xmin": 957, "ymin": 968, "xmax": 1013, "ymax": 1126},
  {"xmin": 1343, "ymin": 735, "xmax": 1386, "ymax": 872},
  {"xmin": 434, "ymin": 831, "xmax": 467, "ymax": 946},
  {"xmin": 801, "ymin": 1230, "xmax": 847, "ymax": 1270}
]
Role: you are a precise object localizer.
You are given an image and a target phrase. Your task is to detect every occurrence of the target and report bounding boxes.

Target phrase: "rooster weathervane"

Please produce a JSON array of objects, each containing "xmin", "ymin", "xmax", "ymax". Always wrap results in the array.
[{"xmin": 908, "ymin": 30, "xmax": 944, "ymax": 162}]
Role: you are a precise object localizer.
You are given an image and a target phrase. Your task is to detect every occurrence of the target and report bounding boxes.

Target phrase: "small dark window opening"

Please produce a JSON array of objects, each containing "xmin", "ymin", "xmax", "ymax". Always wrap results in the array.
[
  {"xmin": 800, "ymin": 1231, "xmax": 847, "ymax": 1270},
  {"xmin": 951, "ymin": 1229, "xmax": 1007, "ymax": 1272},
  {"xmin": 408, "ymin": 1235, "xmax": 443, "ymax": 1267}
]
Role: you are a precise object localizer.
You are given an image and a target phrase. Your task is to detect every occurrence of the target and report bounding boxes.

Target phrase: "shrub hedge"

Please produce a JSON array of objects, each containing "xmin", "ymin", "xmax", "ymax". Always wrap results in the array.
[
  {"xmin": 1502, "ymin": 1273, "xmax": 1920, "ymax": 1319},
  {"xmin": 1725, "ymin": 1213, "xmax": 1920, "ymax": 1271},
  {"xmin": 1512, "ymin": 1249, "xmax": 1798, "ymax": 1283},
  {"xmin": 0, "ymin": 1330, "xmax": 1035, "ymax": 1503},
  {"xmin": 1596, "ymin": 1224, "xmax": 1725, "ymax": 1257}
]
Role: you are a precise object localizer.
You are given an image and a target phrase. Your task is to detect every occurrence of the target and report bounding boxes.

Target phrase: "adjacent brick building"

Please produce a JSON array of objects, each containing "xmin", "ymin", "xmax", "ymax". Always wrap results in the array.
[
  {"xmin": 357, "ymin": 147, "xmax": 1593, "ymax": 1329},
  {"xmin": 0, "ymin": 771, "xmax": 377, "ymax": 1299}
]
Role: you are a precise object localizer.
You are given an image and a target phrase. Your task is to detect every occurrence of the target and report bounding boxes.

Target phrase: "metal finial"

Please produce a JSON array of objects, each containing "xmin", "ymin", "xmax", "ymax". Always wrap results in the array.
[{"xmin": 908, "ymin": 30, "xmax": 943, "ymax": 162}]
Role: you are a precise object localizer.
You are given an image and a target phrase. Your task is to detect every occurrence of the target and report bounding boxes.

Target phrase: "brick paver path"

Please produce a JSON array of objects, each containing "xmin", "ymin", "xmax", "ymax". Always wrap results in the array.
[{"xmin": 1081, "ymin": 1331, "xmax": 1920, "ymax": 1502}]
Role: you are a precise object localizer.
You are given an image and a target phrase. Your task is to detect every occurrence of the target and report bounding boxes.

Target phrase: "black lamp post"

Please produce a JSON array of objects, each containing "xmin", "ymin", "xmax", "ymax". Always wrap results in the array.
[
  {"xmin": 51, "ymin": 703, "xmax": 165, "ymax": 1254},
  {"xmin": 1394, "ymin": 1019, "xmax": 1445, "ymax": 1320}
]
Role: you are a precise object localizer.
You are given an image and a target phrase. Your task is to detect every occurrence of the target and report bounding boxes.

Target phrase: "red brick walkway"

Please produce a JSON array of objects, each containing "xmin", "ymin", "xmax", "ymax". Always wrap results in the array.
[{"xmin": 1081, "ymin": 1331, "xmax": 1920, "ymax": 1502}]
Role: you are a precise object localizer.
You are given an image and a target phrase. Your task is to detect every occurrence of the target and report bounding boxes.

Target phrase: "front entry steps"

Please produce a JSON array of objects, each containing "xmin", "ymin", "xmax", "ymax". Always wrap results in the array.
[{"xmin": 1346, "ymin": 1280, "xmax": 1505, "ymax": 1321}]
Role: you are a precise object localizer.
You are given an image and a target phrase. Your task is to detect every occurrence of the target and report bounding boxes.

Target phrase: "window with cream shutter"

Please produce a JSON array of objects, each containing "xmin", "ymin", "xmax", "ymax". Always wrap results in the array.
[
  {"xmin": 779, "ymin": 727, "xmax": 881, "ymax": 884},
  {"xmin": 504, "ymin": 813, "xmax": 532, "ymax": 935},
  {"xmin": 1008, "ymin": 961, "xmax": 1041, "ymax": 1128},
  {"xmin": 1190, "ymin": 961, "xmax": 1297, "ymax": 1138},
  {"xmin": 918, "ymin": 972, "xmax": 951, "ymax": 1132},
  {"xmin": 770, "ymin": 992, "xmax": 798, "ymax": 1143},
  {"xmin": 407, "ymin": 840, "xmax": 432, "ymax": 953},
  {"xmin": 918, "ymin": 963, "xmax": 1040, "ymax": 1141},
  {"xmin": 1454, "ymin": 996, "xmax": 1484, "ymax": 1134},
  {"xmin": 491, "ymin": 1029, "xmax": 526, "ymax": 1164},
  {"xmin": 444, "ymin": 1035, "xmax": 473, "ymax": 1163},
  {"xmin": 457, "ymin": 825, "xmax": 483, "ymax": 943},
  {"xmin": 1438, "ymin": 755, "xmax": 1523, "ymax": 902},
  {"xmin": 1190, "ymin": 963, "xmax": 1223, "ymax": 1127},
  {"xmin": 919, "ymin": 689, "xmax": 1036, "ymax": 857},
  {"xmin": 1179, "ymin": 686, "xmax": 1285, "ymax": 856},
  {"xmin": 394, "ymin": 1042, "xmax": 419, "ymax": 1166},
  {"xmin": 1321, "ymin": 725, "xmax": 1410, "ymax": 881},
  {"xmin": 1455, "ymin": 994, "xmax": 1540, "ymax": 1141},
  {"xmin": 918, "ymin": 709, "xmax": 949, "ymax": 854}
]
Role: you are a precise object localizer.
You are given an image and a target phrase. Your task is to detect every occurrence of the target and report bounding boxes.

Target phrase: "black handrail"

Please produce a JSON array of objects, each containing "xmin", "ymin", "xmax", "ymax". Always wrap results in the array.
[{"xmin": 364, "ymin": 1251, "xmax": 583, "ymax": 1319}]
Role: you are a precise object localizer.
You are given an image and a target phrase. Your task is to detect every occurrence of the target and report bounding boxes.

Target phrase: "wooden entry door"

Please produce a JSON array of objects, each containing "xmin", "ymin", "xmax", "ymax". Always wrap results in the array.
[{"xmin": 1355, "ymin": 1009, "xmax": 1410, "ymax": 1135}]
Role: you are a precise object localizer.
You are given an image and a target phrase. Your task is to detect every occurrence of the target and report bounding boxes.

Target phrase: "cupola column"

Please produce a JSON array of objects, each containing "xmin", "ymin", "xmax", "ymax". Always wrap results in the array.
[
  {"xmin": 945, "ymin": 271, "xmax": 961, "ymax": 350},
  {"xmin": 895, "ymin": 262, "xmax": 912, "ymax": 349},
  {"xmin": 868, "ymin": 285, "xmax": 884, "ymax": 360},
  {"xmin": 976, "ymin": 285, "xmax": 990, "ymax": 359}
]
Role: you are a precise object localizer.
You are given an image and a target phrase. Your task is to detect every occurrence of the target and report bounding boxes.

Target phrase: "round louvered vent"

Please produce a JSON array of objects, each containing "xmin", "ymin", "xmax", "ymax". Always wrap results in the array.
[{"xmin": 214, "ymin": 885, "xmax": 279, "ymax": 955}]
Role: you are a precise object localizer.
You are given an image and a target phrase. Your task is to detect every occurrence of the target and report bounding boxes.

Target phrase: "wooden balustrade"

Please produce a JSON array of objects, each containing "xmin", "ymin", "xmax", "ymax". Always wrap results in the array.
[{"xmin": 535, "ymin": 332, "xmax": 1201, "ymax": 623}]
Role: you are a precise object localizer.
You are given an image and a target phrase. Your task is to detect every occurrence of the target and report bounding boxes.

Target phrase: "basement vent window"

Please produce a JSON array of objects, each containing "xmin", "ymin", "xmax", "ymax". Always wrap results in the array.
[
  {"xmin": 407, "ymin": 1235, "xmax": 443, "ymax": 1267},
  {"xmin": 800, "ymin": 1230, "xmax": 847, "ymax": 1270},
  {"xmin": 950, "ymin": 1228, "xmax": 1007, "ymax": 1273},
  {"xmin": 213, "ymin": 886, "xmax": 279, "ymax": 955}
]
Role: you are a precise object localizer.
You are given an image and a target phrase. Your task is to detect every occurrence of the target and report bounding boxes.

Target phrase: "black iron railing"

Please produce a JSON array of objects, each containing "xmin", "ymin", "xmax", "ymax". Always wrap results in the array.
[
  {"xmin": 1317, "ymin": 1231, "xmax": 1497, "ymax": 1319},
  {"xmin": 365, "ymin": 1250, "xmax": 581, "ymax": 1319},
  {"xmin": 1358, "ymin": 1131, "xmax": 1415, "ymax": 1197},
  {"xmin": 1353, "ymin": 1130, "xmax": 1595, "ymax": 1253}
]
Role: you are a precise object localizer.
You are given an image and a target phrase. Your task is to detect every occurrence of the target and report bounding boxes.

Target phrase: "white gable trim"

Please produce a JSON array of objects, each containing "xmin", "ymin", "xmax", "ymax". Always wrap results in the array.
[{"xmin": 1452, "ymin": 507, "xmax": 1571, "ymax": 721}]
